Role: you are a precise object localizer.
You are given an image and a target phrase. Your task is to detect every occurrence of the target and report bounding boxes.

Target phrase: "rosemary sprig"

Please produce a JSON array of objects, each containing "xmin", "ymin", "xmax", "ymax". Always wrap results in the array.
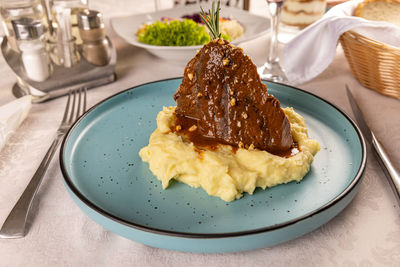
[{"xmin": 200, "ymin": 1, "xmax": 221, "ymax": 40}]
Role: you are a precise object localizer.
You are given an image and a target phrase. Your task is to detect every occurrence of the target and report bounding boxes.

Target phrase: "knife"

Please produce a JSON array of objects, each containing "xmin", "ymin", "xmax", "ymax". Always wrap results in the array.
[{"xmin": 346, "ymin": 85, "xmax": 400, "ymax": 206}]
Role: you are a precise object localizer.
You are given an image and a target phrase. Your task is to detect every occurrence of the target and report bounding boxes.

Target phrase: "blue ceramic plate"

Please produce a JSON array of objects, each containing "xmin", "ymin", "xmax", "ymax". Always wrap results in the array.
[{"xmin": 60, "ymin": 78, "xmax": 366, "ymax": 253}]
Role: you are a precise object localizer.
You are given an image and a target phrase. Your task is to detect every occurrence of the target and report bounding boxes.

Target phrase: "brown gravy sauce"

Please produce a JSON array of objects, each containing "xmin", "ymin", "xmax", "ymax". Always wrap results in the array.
[{"xmin": 172, "ymin": 113, "xmax": 300, "ymax": 158}]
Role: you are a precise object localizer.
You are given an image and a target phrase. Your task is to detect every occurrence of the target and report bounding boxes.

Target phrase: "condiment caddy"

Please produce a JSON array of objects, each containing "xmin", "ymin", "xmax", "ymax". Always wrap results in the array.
[{"xmin": 0, "ymin": 0, "xmax": 116, "ymax": 103}]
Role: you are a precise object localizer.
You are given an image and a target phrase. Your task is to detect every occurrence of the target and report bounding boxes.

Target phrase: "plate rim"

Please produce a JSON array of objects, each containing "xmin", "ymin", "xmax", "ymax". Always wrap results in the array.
[
  {"xmin": 60, "ymin": 77, "xmax": 367, "ymax": 239},
  {"xmin": 110, "ymin": 5, "xmax": 270, "ymax": 50}
]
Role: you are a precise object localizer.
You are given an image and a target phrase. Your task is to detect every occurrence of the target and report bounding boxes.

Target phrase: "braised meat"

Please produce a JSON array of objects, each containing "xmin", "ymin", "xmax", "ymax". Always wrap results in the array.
[{"xmin": 173, "ymin": 39, "xmax": 293, "ymax": 154}]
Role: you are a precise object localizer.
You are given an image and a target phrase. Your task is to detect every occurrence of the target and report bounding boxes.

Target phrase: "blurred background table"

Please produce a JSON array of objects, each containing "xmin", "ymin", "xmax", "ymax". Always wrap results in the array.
[{"xmin": 0, "ymin": 0, "xmax": 399, "ymax": 266}]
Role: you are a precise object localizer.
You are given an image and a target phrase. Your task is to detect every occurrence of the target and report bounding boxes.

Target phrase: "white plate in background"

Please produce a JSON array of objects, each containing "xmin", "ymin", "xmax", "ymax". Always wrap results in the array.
[{"xmin": 111, "ymin": 5, "xmax": 269, "ymax": 62}]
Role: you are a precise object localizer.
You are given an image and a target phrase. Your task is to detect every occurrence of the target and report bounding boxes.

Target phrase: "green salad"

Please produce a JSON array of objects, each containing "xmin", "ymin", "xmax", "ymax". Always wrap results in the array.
[{"xmin": 137, "ymin": 19, "xmax": 230, "ymax": 46}]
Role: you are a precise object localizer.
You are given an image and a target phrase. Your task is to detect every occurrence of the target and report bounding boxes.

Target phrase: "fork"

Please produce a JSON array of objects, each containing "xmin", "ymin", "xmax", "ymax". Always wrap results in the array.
[{"xmin": 0, "ymin": 88, "xmax": 87, "ymax": 239}]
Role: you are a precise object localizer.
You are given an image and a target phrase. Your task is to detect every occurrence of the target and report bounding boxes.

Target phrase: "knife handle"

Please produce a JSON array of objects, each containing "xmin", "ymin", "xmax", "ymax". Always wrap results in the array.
[{"xmin": 372, "ymin": 133, "xmax": 400, "ymax": 205}]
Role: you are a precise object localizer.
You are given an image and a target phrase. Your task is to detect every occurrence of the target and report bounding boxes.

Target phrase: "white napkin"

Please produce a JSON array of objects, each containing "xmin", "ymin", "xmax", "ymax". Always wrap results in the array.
[
  {"xmin": 0, "ymin": 96, "xmax": 32, "ymax": 152},
  {"xmin": 282, "ymin": 0, "xmax": 400, "ymax": 85}
]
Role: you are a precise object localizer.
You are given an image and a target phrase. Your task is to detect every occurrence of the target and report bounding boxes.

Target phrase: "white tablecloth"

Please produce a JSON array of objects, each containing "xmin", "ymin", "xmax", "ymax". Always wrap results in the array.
[{"xmin": 0, "ymin": 1, "xmax": 399, "ymax": 266}]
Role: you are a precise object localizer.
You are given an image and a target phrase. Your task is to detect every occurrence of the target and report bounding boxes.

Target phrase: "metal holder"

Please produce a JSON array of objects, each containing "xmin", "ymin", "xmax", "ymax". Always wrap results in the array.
[{"xmin": 1, "ymin": 36, "xmax": 116, "ymax": 103}]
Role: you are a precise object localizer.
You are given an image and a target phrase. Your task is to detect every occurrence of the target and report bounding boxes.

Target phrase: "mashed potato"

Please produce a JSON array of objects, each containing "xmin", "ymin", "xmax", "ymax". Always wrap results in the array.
[
  {"xmin": 139, "ymin": 106, "xmax": 320, "ymax": 202},
  {"xmin": 219, "ymin": 19, "xmax": 244, "ymax": 40},
  {"xmin": 204, "ymin": 19, "xmax": 244, "ymax": 41}
]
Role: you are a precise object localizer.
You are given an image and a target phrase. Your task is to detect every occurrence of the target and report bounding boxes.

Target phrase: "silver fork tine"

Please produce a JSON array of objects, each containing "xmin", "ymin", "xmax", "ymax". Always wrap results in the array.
[
  {"xmin": 61, "ymin": 90, "xmax": 72, "ymax": 124},
  {"xmin": 68, "ymin": 89, "xmax": 77, "ymax": 124},
  {"xmin": 76, "ymin": 88, "xmax": 82, "ymax": 120},
  {"xmin": 83, "ymin": 88, "xmax": 87, "ymax": 114}
]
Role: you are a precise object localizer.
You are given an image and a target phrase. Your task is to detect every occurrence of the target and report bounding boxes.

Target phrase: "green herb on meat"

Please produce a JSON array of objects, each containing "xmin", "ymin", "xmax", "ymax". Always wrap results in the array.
[{"xmin": 200, "ymin": 0, "xmax": 220, "ymax": 40}]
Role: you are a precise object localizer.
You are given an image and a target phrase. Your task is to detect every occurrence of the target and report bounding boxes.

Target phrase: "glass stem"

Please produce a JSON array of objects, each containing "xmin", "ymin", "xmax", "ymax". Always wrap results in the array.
[{"xmin": 267, "ymin": 2, "xmax": 284, "ymax": 64}]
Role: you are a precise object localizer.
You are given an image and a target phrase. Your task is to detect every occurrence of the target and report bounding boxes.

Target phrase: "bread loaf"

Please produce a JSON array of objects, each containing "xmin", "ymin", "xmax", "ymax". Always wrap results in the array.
[{"xmin": 354, "ymin": 0, "xmax": 400, "ymax": 26}]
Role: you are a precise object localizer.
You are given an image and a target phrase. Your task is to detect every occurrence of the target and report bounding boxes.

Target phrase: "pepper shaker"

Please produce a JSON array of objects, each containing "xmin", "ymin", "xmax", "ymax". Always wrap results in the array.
[
  {"xmin": 12, "ymin": 18, "xmax": 51, "ymax": 82},
  {"xmin": 77, "ymin": 10, "xmax": 110, "ymax": 66}
]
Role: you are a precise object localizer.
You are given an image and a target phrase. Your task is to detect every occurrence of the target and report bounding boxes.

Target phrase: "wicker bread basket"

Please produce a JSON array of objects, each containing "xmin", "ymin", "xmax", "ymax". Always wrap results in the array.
[{"xmin": 339, "ymin": 30, "xmax": 400, "ymax": 99}]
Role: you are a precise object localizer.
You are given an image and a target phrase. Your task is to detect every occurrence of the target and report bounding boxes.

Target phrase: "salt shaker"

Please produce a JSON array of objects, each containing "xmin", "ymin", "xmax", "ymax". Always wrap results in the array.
[
  {"xmin": 0, "ymin": 0, "xmax": 48, "ymax": 51},
  {"xmin": 12, "ymin": 18, "xmax": 51, "ymax": 82},
  {"xmin": 77, "ymin": 10, "xmax": 110, "ymax": 66}
]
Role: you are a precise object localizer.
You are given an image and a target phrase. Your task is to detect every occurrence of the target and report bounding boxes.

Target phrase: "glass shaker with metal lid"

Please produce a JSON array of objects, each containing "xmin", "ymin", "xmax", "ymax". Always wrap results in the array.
[
  {"xmin": 50, "ymin": 0, "xmax": 89, "ymax": 45},
  {"xmin": 78, "ymin": 10, "xmax": 110, "ymax": 66},
  {"xmin": 0, "ymin": 0, "xmax": 48, "ymax": 51},
  {"xmin": 12, "ymin": 17, "xmax": 51, "ymax": 82}
]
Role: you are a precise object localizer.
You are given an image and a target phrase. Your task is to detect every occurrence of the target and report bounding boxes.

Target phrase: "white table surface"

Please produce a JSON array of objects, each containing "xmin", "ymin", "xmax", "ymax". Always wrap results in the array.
[{"xmin": 0, "ymin": 1, "xmax": 399, "ymax": 266}]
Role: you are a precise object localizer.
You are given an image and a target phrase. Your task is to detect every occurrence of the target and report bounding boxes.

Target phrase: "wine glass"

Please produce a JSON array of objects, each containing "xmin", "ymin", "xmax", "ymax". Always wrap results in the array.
[{"xmin": 258, "ymin": 0, "xmax": 287, "ymax": 83}]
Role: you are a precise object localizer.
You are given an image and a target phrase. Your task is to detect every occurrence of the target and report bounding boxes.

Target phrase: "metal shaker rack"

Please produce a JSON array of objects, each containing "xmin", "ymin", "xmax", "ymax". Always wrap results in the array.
[{"xmin": 1, "ymin": 35, "xmax": 117, "ymax": 103}]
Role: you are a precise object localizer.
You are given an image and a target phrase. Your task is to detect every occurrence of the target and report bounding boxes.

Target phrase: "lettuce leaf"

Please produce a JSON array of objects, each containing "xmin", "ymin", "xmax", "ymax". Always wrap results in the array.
[{"xmin": 137, "ymin": 19, "xmax": 213, "ymax": 46}]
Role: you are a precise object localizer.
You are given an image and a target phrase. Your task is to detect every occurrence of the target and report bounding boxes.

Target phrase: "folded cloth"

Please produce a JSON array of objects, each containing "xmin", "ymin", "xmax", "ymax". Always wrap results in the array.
[
  {"xmin": 0, "ymin": 96, "xmax": 31, "ymax": 152},
  {"xmin": 282, "ymin": 0, "xmax": 400, "ymax": 85}
]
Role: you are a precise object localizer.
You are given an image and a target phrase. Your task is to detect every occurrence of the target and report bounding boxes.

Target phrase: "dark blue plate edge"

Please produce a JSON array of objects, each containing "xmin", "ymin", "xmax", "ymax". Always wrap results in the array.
[{"xmin": 59, "ymin": 77, "xmax": 367, "ymax": 239}]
